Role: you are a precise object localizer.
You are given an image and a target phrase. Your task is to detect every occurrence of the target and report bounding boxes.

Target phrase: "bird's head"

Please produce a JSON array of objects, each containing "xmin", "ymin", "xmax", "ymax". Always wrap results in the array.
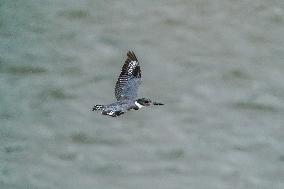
[
  {"xmin": 135, "ymin": 98, "xmax": 164, "ymax": 108},
  {"xmin": 136, "ymin": 98, "xmax": 152, "ymax": 107}
]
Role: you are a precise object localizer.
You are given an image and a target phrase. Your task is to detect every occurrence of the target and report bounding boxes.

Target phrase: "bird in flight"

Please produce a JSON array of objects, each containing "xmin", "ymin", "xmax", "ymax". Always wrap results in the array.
[{"xmin": 92, "ymin": 51, "xmax": 164, "ymax": 117}]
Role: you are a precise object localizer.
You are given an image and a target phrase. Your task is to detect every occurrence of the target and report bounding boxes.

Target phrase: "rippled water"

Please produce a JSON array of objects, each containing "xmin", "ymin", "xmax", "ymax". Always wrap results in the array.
[{"xmin": 1, "ymin": 0, "xmax": 284, "ymax": 189}]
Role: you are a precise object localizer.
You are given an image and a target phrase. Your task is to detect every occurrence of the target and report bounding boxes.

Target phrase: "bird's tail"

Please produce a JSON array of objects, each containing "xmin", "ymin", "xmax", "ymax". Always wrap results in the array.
[{"xmin": 92, "ymin": 105, "xmax": 105, "ymax": 111}]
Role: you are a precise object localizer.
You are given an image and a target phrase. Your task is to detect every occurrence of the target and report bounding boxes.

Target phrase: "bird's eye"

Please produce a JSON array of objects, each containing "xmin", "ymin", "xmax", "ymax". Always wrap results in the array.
[{"xmin": 145, "ymin": 101, "xmax": 149, "ymax": 103}]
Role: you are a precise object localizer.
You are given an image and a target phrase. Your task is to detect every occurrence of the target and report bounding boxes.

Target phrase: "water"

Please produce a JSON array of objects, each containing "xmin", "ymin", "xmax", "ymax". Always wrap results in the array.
[{"xmin": 1, "ymin": 0, "xmax": 284, "ymax": 188}]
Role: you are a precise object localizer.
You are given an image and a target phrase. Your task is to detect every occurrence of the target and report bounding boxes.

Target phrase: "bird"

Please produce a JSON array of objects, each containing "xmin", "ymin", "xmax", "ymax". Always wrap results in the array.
[{"xmin": 92, "ymin": 51, "xmax": 164, "ymax": 117}]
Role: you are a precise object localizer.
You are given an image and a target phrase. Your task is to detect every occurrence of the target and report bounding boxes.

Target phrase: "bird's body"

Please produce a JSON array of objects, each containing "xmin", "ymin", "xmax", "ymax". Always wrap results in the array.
[
  {"xmin": 94, "ymin": 99, "xmax": 137, "ymax": 117},
  {"xmin": 92, "ymin": 51, "xmax": 163, "ymax": 117}
]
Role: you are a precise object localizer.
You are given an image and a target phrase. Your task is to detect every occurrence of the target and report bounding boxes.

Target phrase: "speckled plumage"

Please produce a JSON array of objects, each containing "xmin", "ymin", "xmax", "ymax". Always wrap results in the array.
[{"xmin": 92, "ymin": 51, "xmax": 163, "ymax": 117}]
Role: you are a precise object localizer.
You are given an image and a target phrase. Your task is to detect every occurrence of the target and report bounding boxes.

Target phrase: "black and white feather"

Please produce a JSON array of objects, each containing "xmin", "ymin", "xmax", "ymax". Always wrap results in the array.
[
  {"xmin": 115, "ymin": 51, "xmax": 141, "ymax": 101},
  {"xmin": 92, "ymin": 51, "xmax": 163, "ymax": 117}
]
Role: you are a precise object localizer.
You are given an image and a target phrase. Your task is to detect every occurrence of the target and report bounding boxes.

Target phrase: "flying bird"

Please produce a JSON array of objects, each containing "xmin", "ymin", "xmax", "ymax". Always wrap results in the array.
[{"xmin": 92, "ymin": 51, "xmax": 164, "ymax": 117}]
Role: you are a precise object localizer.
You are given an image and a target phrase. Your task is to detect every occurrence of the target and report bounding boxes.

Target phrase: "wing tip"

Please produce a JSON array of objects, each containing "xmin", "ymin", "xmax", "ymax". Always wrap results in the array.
[{"xmin": 126, "ymin": 50, "xmax": 138, "ymax": 62}]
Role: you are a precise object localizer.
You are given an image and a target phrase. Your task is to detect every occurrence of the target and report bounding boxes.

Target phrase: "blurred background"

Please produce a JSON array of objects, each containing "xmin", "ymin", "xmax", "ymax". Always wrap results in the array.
[{"xmin": 1, "ymin": 0, "xmax": 284, "ymax": 188}]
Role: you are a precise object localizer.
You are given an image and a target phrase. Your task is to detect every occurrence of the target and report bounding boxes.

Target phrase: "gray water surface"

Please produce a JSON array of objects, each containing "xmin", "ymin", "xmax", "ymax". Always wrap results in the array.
[{"xmin": 1, "ymin": 0, "xmax": 284, "ymax": 189}]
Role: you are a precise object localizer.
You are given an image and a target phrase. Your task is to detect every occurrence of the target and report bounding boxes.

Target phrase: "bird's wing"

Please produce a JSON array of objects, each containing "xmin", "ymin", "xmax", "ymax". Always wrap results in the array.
[{"xmin": 115, "ymin": 51, "xmax": 142, "ymax": 101}]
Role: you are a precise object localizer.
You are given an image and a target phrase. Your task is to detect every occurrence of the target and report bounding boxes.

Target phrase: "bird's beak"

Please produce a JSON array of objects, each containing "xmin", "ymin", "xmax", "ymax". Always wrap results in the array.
[{"xmin": 153, "ymin": 102, "xmax": 164, "ymax": 105}]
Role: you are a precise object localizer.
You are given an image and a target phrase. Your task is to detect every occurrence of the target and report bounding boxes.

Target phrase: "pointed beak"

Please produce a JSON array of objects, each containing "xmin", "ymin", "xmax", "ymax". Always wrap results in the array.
[{"xmin": 153, "ymin": 102, "xmax": 164, "ymax": 105}]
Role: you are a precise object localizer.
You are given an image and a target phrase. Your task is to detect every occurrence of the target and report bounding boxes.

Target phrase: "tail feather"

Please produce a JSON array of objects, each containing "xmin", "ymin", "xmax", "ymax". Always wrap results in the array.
[{"xmin": 92, "ymin": 105, "xmax": 105, "ymax": 111}]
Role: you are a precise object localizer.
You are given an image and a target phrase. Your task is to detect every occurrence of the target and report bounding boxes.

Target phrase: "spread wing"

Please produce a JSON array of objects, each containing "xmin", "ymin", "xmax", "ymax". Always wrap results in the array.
[{"xmin": 115, "ymin": 51, "xmax": 142, "ymax": 101}]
